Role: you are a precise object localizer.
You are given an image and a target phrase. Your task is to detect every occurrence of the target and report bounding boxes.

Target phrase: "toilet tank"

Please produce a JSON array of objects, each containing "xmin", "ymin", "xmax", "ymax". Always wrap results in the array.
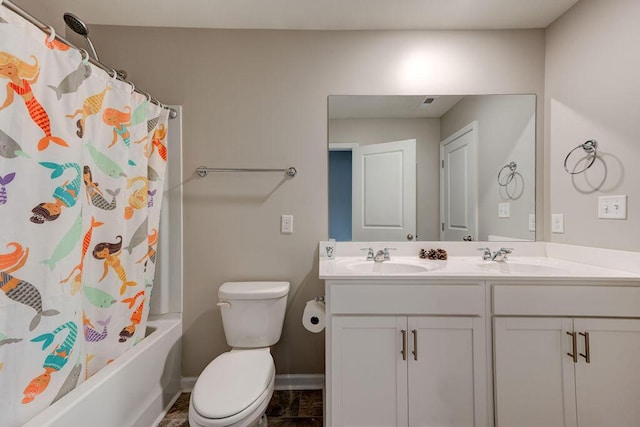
[{"xmin": 218, "ymin": 281, "xmax": 290, "ymax": 348}]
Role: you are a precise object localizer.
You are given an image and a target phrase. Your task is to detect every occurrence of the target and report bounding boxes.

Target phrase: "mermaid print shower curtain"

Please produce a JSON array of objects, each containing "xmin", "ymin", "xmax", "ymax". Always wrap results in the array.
[{"xmin": 0, "ymin": 7, "xmax": 169, "ymax": 426}]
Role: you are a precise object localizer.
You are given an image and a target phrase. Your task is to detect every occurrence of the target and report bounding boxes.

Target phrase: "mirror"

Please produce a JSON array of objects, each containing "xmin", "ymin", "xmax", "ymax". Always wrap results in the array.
[{"xmin": 328, "ymin": 94, "xmax": 536, "ymax": 242}]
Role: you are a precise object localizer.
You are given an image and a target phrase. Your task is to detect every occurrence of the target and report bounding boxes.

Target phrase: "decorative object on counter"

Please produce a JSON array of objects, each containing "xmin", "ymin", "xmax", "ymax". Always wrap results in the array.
[
  {"xmin": 321, "ymin": 241, "xmax": 335, "ymax": 259},
  {"xmin": 564, "ymin": 139, "xmax": 598, "ymax": 174},
  {"xmin": 419, "ymin": 248, "xmax": 448, "ymax": 260}
]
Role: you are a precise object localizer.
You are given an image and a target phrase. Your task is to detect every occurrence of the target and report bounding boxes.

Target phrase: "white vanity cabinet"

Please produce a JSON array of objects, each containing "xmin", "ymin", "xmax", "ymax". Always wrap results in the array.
[
  {"xmin": 326, "ymin": 280, "xmax": 488, "ymax": 427},
  {"xmin": 492, "ymin": 283, "xmax": 640, "ymax": 427}
]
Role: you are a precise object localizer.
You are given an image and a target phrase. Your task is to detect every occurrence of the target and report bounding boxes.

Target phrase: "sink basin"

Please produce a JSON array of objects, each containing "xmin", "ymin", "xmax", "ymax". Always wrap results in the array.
[{"xmin": 333, "ymin": 258, "xmax": 441, "ymax": 274}]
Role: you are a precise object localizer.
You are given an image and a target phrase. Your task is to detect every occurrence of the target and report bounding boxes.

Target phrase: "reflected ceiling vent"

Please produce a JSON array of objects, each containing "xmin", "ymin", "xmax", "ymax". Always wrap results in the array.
[{"xmin": 419, "ymin": 96, "xmax": 437, "ymax": 109}]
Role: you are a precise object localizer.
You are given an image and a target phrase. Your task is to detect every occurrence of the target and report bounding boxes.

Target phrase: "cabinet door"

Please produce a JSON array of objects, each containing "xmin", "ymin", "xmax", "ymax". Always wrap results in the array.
[
  {"xmin": 494, "ymin": 317, "xmax": 577, "ymax": 427},
  {"xmin": 407, "ymin": 317, "xmax": 486, "ymax": 427},
  {"xmin": 574, "ymin": 318, "xmax": 640, "ymax": 427},
  {"xmin": 331, "ymin": 316, "xmax": 408, "ymax": 427}
]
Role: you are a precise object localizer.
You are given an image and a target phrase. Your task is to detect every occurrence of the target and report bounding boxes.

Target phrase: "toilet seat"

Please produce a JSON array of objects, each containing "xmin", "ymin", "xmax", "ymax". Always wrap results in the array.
[{"xmin": 190, "ymin": 349, "xmax": 275, "ymax": 427}]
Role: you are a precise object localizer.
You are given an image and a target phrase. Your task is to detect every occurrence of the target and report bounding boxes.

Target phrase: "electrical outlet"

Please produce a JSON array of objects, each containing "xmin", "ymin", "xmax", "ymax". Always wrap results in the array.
[
  {"xmin": 281, "ymin": 215, "xmax": 293, "ymax": 233},
  {"xmin": 528, "ymin": 214, "xmax": 536, "ymax": 232},
  {"xmin": 551, "ymin": 214, "xmax": 564, "ymax": 233},
  {"xmin": 598, "ymin": 195, "xmax": 627, "ymax": 219},
  {"xmin": 498, "ymin": 203, "xmax": 510, "ymax": 218}
]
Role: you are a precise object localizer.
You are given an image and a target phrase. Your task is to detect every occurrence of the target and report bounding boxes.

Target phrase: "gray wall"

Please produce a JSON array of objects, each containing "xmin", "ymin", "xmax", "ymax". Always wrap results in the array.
[
  {"xmin": 545, "ymin": 0, "xmax": 640, "ymax": 250},
  {"xmin": 80, "ymin": 27, "xmax": 545, "ymax": 376},
  {"xmin": 441, "ymin": 95, "xmax": 536, "ymax": 241},
  {"xmin": 329, "ymin": 118, "xmax": 441, "ymax": 241}
]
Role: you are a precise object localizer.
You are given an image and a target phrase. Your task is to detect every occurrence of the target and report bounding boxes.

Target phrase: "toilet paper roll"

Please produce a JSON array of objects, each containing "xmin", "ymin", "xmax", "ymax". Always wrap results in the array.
[{"xmin": 302, "ymin": 300, "xmax": 326, "ymax": 333}]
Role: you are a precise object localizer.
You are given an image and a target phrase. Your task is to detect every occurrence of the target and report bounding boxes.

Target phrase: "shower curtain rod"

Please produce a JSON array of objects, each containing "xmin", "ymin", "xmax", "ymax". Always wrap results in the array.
[{"xmin": 1, "ymin": 0, "xmax": 177, "ymax": 119}]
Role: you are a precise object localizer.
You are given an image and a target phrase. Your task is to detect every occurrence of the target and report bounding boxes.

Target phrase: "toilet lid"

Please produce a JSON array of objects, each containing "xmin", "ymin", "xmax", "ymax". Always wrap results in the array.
[{"xmin": 192, "ymin": 350, "xmax": 274, "ymax": 419}]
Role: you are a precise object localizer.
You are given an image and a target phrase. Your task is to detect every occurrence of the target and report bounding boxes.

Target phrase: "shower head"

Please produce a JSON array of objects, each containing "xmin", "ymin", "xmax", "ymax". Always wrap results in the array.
[
  {"xmin": 63, "ymin": 12, "xmax": 88, "ymax": 36},
  {"xmin": 63, "ymin": 12, "xmax": 99, "ymax": 61}
]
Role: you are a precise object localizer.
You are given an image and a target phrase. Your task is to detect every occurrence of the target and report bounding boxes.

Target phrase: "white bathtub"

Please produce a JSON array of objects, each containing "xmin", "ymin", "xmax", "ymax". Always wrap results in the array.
[{"xmin": 22, "ymin": 313, "xmax": 182, "ymax": 427}]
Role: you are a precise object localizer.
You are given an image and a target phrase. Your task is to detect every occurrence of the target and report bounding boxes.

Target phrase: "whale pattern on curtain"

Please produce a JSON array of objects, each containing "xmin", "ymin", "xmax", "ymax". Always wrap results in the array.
[{"xmin": 0, "ymin": 7, "xmax": 169, "ymax": 426}]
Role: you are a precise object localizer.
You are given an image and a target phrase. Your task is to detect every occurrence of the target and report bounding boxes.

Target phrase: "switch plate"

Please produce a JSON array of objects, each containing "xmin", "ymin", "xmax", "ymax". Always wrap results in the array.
[
  {"xmin": 498, "ymin": 203, "xmax": 510, "ymax": 218},
  {"xmin": 281, "ymin": 214, "xmax": 293, "ymax": 233},
  {"xmin": 551, "ymin": 214, "xmax": 564, "ymax": 233},
  {"xmin": 598, "ymin": 195, "xmax": 627, "ymax": 219},
  {"xmin": 528, "ymin": 214, "xmax": 536, "ymax": 232}
]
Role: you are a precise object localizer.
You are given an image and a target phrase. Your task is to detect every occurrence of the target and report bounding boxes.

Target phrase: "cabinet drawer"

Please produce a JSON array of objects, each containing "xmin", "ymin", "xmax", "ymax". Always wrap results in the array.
[
  {"xmin": 330, "ymin": 283, "xmax": 484, "ymax": 315},
  {"xmin": 493, "ymin": 285, "xmax": 640, "ymax": 317}
]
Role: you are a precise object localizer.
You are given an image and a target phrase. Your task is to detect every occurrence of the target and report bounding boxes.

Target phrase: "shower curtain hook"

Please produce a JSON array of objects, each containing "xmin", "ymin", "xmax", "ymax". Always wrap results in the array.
[
  {"xmin": 79, "ymin": 49, "xmax": 90, "ymax": 66},
  {"xmin": 127, "ymin": 80, "xmax": 136, "ymax": 94},
  {"xmin": 142, "ymin": 91, "xmax": 152, "ymax": 102},
  {"xmin": 45, "ymin": 25, "xmax": 56, "ymax": 43},
  {"xmin": 107, "ymin": 68, "xmax": 118, "ymax": 79}
]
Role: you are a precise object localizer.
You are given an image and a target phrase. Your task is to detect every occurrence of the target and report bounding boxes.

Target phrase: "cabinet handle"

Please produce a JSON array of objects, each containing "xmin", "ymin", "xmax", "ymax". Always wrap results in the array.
[
  {"xmin": 401, "ymin": 329, "xmax": 407, "ymax": 361},
  {"xmin": 579, "ymin": 332, "xmax": 591, "ymax": 363},
  {"xmin": 567, "ymin": 331, "xmax": 578, "ymax": 363},
  {"xmin": 411, "ymin": 329, "xmax": 418, "ymax": 361}
]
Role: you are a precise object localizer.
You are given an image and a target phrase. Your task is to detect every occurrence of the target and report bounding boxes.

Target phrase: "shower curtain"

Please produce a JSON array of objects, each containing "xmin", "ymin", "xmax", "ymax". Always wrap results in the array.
[{"xmin": 0, "ymin": 7, "xmax": 169, "ymax": 426}]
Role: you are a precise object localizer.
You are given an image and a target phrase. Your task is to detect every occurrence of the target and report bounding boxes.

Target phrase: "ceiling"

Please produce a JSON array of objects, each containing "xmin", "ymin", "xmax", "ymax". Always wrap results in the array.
[{"xmin": 16, "ymin": 0, "xmax": 579, "ymax": 31}]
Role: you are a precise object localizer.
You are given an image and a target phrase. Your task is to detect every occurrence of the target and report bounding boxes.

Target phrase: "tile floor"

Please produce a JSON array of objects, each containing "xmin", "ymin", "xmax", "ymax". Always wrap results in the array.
[{"xmin": 158, "ymin": 390, "xmax": 323, "ymax": 427}]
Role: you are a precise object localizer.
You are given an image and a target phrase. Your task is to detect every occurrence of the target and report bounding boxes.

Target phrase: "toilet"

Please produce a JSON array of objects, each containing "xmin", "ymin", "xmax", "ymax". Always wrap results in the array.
[{"xmin": 189, "ymin": 281, "xmax": 290, "ymax": 427}]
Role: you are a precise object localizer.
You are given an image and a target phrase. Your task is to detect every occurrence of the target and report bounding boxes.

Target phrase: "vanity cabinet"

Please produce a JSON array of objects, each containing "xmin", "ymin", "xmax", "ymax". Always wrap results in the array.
[
  {"xmin": 327, "ymin": 281, "xmax": 487, "ymax": 427},
  {"xmin": 492, "ymin": 284, "xmax": 640, "ymax": 427}
]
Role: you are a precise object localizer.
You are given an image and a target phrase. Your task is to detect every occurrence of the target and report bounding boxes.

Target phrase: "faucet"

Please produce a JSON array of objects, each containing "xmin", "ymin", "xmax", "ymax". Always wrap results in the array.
[
  {"xmin": 374, "ymin": 250, "xmax": 386, "ymax": 262},
  {"xmin": 477, "ymin": 247, "xmax": 513, "ymax": 262},
  {"xmin": 361, "ymin": 247, "xmax": 374, "ymax": 261},
  {"xmin": 373, "ymin": 247, "xmax": 397, "ymax": 262},
  {"xmin": 478, "ymin": 247, "xmax": 492, "ymax": 261},
  {"xmin": 492, "ymin": 248, "xmax": 513, "ymax": 262}
]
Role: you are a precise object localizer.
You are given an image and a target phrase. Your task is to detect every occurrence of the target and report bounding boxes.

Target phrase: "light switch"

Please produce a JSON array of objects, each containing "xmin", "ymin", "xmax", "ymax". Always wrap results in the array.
[
  {"xmin": 551, "ymin": 214, "xmax": 564, "ymax": 233},
  {"xmin": 281, "ymin": 215, "xmax": 293, "ymax": 233},
  {"xmin": 598, "ymin": 195, "xmax": 627, "ymax": 219},
  {"xmin": 498, "ymin": 203, "xmax": 510, "ymax": 218}
]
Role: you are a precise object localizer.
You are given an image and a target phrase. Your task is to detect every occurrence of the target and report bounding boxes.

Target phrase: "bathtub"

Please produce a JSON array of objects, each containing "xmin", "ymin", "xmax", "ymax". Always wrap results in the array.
[{"xmin": 22, "ymin": 313, "xmax": 182, "ymax": 427}]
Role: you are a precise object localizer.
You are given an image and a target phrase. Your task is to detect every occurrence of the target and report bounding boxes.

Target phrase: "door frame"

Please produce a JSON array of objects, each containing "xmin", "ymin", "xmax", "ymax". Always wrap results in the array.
[{"xmin": 328, "ymin": 143, "xmax": 359, "ymax": 241}]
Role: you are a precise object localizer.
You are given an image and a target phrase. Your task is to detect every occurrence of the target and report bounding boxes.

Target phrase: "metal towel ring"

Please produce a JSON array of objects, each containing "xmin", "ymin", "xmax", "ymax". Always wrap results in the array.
[
  {"xmin": 564, "ymin": 140, "xmax": 598, "ymax": 174},
  {"xmin": 497, "ymin": 161, "xmax": 517, "ymax": 186}
]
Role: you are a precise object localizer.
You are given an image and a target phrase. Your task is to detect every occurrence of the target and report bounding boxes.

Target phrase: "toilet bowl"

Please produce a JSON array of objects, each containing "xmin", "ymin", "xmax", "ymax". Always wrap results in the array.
[
  {"xmin": 189, "ymin": 282, "xmax": 290, "ymax": 427},
  {"xmin": 189, "ymin": 349, "xmax": 275, "ymax": 427}
]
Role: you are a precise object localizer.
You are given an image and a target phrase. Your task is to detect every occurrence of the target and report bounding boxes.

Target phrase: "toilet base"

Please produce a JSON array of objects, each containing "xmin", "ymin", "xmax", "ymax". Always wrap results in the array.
[
  {"xmin": 188, "ymin": 374, "xmax": 274, "ymax": 427},
  {"xmin": 189, "ymin": 410, "xmax": 268, "ymax": 427}
]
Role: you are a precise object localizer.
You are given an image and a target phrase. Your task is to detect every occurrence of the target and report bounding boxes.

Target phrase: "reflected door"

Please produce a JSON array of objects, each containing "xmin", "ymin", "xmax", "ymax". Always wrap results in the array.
[
  {"xmin": 352, "ymin": 139, "xmax": 416, "ymax": 241},
  {"xmin": 440, "ymin": 122, "xmax": 477, "ymax": 241}
]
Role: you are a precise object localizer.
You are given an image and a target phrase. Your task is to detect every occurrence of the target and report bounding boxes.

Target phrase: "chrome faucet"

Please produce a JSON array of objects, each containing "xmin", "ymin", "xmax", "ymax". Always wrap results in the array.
[
  {"xmin": 478, "ymin": 247, "xmax": 513, "ymax": 262},
  {"xmin": 361, "ymin": 247, "xmax": 374, "ymax": 261},
  {"xmin": 478, "ymin": 247, "xmax": 492, "ymax": 260},
  {"xmin": 363, "ymin": 247, "xmax": 397, "ymax": 263},
  {"xmin": 492, "ymin": 248, "xmax": 513, "ymax": 262},
  {"xmin": 383, "ymin": 247, "xmax": 396, "ymax": 261},
  {"xmin": 374, "ymin": 250, "xmax": 386, "ymax": 262}
]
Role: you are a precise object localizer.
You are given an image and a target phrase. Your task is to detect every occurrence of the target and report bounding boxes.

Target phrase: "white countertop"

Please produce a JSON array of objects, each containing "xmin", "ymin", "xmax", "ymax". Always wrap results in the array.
[{"xmin": 319, "ymin": 242, "xmax": 640, "ymax": 281}]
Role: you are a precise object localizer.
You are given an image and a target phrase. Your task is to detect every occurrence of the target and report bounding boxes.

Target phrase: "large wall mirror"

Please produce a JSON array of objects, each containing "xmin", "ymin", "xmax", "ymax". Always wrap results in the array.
[{"xmin": 328, "ymin": 94, "xmax": 536, "ymax": 242}]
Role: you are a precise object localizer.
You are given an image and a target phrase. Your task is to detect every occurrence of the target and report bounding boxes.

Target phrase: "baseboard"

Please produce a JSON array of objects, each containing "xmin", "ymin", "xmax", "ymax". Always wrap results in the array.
[
  {"xmin": 181, "ymin": 374, "xmax": 325, "ymax": 393},
  {"xmin": 181, "ymin": 376, "xmax": 197, "ymax": 392},
  {"xmin": 274, "ymin": 374, "xmax": 325, "ymax": 390}
]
